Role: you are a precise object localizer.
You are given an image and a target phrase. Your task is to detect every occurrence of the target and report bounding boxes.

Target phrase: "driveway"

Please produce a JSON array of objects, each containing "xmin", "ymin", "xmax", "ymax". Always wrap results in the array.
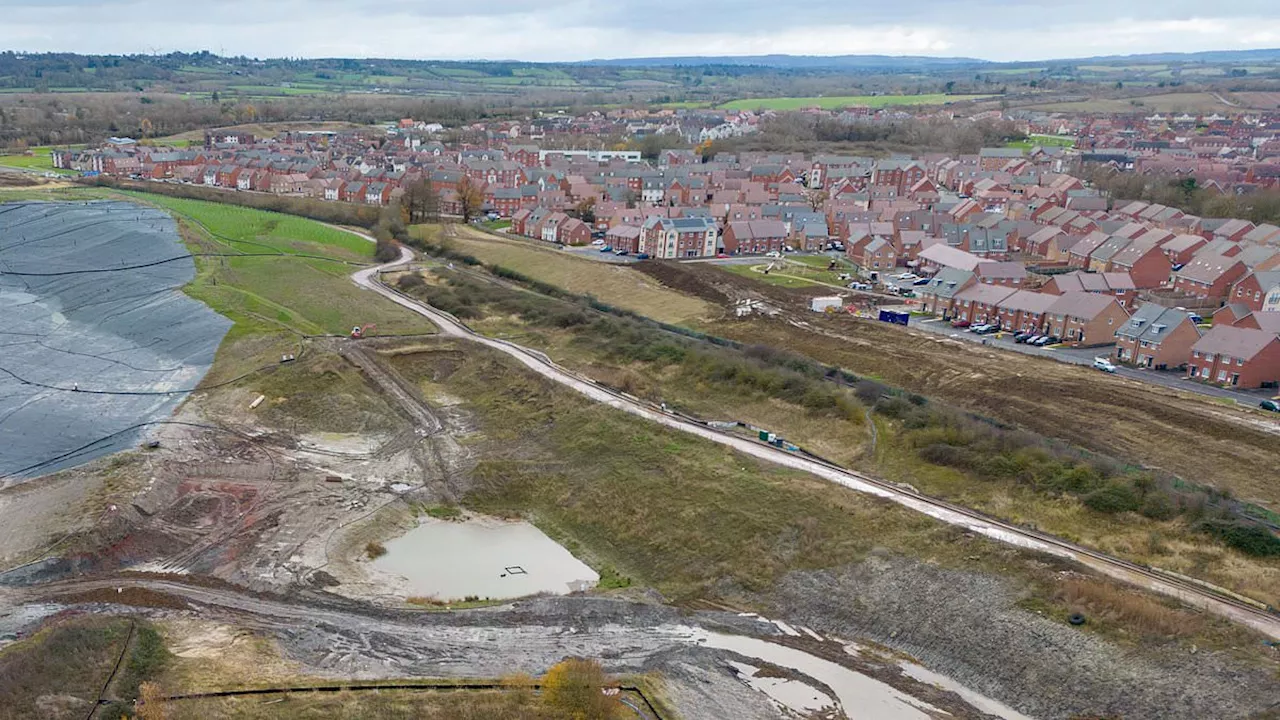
[{"xmin": 909, "ymin": 317, "xmax": 1273, "ymax": 406}]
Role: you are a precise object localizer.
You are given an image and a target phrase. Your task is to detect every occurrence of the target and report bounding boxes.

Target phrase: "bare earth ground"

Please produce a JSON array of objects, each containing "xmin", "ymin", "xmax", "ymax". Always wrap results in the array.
[{"xmin": 3, "ymin": 245, "xmax": 1279, "ymax": 719}]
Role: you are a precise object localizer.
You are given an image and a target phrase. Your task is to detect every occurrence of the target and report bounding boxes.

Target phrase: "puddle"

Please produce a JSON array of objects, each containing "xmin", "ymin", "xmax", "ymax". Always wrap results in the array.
[
  {"xmin": 898, "ymin": 661, "xmax": 1035, "ymax": 720},
  {"xmin": 372, "ymin": 516, "xmax": 599, "ymax": 601},
  {"xmin": 727, "ymin": 660, "xmax": 835, "ymax": 716},
  {"xmin": 697, "ymin": 631, "xmax": 943, "ymax": 720}
]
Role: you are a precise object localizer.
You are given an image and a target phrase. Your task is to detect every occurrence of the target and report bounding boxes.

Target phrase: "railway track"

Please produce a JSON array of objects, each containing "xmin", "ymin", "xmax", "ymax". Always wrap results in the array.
[{"xmin": 350, "ymin": 239, "xmax": 1280, "ymax": 641}]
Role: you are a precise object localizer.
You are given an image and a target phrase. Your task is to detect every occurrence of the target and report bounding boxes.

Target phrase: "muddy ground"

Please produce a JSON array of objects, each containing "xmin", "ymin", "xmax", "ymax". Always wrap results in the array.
[{"xmin": 2, "ymin": 335, "xmax": 1278, "ymax": 720}]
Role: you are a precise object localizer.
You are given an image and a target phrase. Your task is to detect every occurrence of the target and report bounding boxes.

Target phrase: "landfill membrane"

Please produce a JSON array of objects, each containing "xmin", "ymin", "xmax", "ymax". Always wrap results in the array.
[{"xmin": 0, "ymin": 200, "xmax": 231, "ymax": 483}]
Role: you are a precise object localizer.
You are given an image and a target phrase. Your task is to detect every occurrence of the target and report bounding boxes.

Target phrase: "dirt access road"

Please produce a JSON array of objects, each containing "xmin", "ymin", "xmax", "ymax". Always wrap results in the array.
[{"xmin": 351, "ymin": 242, "xmax": 1280, "ymax": 641}]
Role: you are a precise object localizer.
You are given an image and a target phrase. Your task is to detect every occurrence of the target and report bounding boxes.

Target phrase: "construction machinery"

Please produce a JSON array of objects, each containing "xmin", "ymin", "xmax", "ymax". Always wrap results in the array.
[{"xmin": 350, "ymin": 323, "xmax": 378, "ymax": 339}]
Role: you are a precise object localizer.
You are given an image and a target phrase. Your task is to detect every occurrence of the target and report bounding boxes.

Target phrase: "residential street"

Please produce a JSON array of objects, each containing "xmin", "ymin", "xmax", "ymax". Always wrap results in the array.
[{"xmin": 908, "ymin": 316, "xmax": 1275, "ymax": 406}]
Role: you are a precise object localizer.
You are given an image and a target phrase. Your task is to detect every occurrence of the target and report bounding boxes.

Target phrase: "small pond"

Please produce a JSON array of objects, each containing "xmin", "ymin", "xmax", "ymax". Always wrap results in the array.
[{"xmin": 373, "ymin": 516, "xmax": 599, "ymax": 601}]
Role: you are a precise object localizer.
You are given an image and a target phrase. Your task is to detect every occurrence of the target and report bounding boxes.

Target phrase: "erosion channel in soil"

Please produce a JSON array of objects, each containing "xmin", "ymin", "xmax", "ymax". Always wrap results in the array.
[{"xmin": 0, "ymin": 200, "xmax": 231, "ymax": 482}]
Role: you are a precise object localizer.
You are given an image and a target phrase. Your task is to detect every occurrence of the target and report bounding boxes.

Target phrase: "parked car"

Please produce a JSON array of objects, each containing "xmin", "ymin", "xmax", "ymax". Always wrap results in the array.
[
  {"xmin": 716, "ymin": 253, "xmax": 729, "ymax": 259},
  {"xmin": 1014, "ymin": 332, "xmax": 1034, "ymax": 343},
  {"xmin": 636, "ymin": 253, "xmax": 650, "ymax": 260},
  {"xmin": 912, "ymin": 277, "xmax": 931, "ymax": 286},
  {"xmin": 615, "ymin": 249, "xmax": 629, "ymax": 256},
  {"xmin": 599, "ymin": 245, "xmax": 613, "ymax": 253},
  {"xmin": 1260, "ymin": 399, "xmax": 1280, "ymax": 413},
  {"xmin": 765, "ymin": 251, "xmax": 781, "ymax": 258},
  {"xmin": 975, "ymin": 325, "xmax": 1000, "ymax": 335},
  {"xmin": 1093, "ymin": 357, "xmax": 1118, "ymax": 373},
  {"xmin": 591, "ymin": 239, "xmax": 605, "ymax": 246},
  {"xmin": 1023, "ymin": 335, "xmax": 1042, "ymax": 345},
  {"xmin": 950, "ymin": 319, "xmax": 970, "ymax": 328},
  {"xmin": 968, "ymin": 324, "xmax": 990, "ymax": 333},
  {"xmin": 1032, "ymin": 336, "xmax": 1052, "ymax": 346}
]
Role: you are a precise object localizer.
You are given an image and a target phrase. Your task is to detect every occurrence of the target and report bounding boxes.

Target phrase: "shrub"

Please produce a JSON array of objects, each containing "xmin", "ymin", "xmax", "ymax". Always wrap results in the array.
[
  {"xmin": 424, "ymin": 505, "xmax": 463, "ymax": 520},
  {"xmin": 873, "ymin": 395, "xmax": 914, "ymax": 418},
  {"xmin": 918, "ymin": 443, "xmax": 975, "ymax": 470},
  {"xmin": 396, "ymin": 272, "xmax": 426, "ymax": 289},
  {"xmin": 1083, "ymin": 482, "xmax": 1142, "ymax": 514},
  {"xmin": 1139, "ymin": 492, "xmax": 1179, "ymax": 521},
  {"xmin": 1195, "ymin": 519, "xmax": 1280, "ymax": 557},
  {"xmin": 364, "ymin": 541, "xmax": 387, "ymax": 559}
]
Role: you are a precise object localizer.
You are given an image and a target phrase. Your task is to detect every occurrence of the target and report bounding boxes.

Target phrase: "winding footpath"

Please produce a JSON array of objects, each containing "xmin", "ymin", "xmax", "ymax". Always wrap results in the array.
[{"xmin": 353, "ymin": 242, "xmax": 1280, "ymax": 641}]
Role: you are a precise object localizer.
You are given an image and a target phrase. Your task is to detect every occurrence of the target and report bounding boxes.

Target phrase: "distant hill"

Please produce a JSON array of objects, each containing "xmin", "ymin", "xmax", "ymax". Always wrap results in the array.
[
  {"xmin": 580, "ymin": 54, "xmax": 988, "ymax": 69},
  {"xmin": 582, "ymin": 48, "xmax": 1280, "ymax": 70},
  {"xmin": 1052, "ymin": 48, "xmax": 1280, "ymax": 64}
]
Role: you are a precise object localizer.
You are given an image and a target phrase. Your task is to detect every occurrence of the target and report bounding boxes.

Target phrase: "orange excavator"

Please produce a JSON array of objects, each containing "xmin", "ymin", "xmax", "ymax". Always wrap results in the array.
[{"xmin": 350, "ymin": 323, "xmax": 378, "ymax": 339}]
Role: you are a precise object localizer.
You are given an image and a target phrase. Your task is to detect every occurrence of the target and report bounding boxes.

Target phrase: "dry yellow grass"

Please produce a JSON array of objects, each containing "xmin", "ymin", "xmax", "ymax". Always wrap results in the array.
[
  {"xmin": 1055, "ymin": 577, "xmax": 1204, "ymax": 639},
  {"xmin": 434, "ymin": 226, "xmax": 714, "ymax": 325}
]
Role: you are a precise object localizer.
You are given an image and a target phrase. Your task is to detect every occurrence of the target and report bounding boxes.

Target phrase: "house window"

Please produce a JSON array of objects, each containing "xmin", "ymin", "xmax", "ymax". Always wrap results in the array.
[{"xmin": 1236, "ymin": 357, "xmax": 1244, "ymax": 366}]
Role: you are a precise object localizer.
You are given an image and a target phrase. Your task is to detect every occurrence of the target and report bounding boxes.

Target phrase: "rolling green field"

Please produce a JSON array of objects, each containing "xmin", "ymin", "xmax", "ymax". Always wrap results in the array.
[
  {"xmin": 117, "ymin": 192, "xmax": 436, "ymax": 380},
  {"xmin": 1007, "ymin": 134, "xmax": 1076, "ymax": 150},
  {"xmin": 719, "ymin": 94, "xmax": 993, "ymax": 110},
  {"xmin": 0, "ymin": 146, "xmax": 77, "ymax": 174}
]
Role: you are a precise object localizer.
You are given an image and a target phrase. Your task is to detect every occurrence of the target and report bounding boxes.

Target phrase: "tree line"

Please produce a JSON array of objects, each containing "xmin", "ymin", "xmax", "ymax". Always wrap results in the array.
[{"xmin": 1084, "ymin": 166, "xmax": 1280, "ymax": 225}]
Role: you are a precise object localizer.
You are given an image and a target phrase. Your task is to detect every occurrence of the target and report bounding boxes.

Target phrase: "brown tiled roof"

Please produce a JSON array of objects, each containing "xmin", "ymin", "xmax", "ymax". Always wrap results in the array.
[
  {"xmin": 1046, "ymin": 291, "xmax": 1120, "ymax": 320},
  {"xmin": 1192, "ymin": 326, "xmax": 1280, "ymax": 360}
]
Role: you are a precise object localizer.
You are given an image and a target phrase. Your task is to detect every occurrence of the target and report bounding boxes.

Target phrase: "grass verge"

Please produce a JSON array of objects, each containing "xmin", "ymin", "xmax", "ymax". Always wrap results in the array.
[{"xmin": 412, "ymin": 224, "xmax": 712, "ymax": 325}]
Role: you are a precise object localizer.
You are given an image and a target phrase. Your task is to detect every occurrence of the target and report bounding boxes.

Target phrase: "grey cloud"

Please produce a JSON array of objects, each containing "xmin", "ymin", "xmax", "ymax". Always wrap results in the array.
[{"xmin": 0, "ymin": 0, "xmax": 1275, "ymax": 60}]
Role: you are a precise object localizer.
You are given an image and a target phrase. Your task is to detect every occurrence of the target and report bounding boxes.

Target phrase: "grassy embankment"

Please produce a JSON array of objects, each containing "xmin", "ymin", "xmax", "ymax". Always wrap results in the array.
[
  {"xmin": 113, "ymin": 192, "xmax": 434, "ymax": 433},
  {"xmin": 0, "ymin": 145, "xmax": 79, "ymax": 174},
  {"xmin": 0, "ymin": 616, "xmax": 169, "ymax": 720},
  {"xmin": 386, "ymin": 327, "xmax": 1265, "ymax": 655},
  {"xmin": 415, "ymin": 225, "xmax": 711, "ymax": 325},
  {"xmin": 719, "ymin": 255, "xmax": 859, "ymax": 289},
  {"xmin": 119, "ymin": 192, "xmax": 435, "ymax": 379},
  {"xmin": 167, "ymin": 691, "xmax": 550, "ymax": 720},
  {"xmin": 400, "ymin": 227, "xmax": 1280, "ymax": 620}
]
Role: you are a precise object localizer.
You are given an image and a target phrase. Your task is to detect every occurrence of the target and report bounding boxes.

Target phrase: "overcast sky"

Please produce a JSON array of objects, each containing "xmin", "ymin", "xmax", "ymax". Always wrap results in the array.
[{"xmin": 1, "ymin": 0, "xmax": 1277, "ymax": 62}]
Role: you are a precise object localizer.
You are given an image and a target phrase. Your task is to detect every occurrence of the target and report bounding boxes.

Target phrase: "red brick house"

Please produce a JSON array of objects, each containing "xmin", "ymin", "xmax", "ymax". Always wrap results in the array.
[
  {"xmin": 1067, "ymin": 231, "xmax": 1109, "ymax": 268},
  {"xmin": 1189, "ymin": 326, "xmax": 1280, "ymax": 388},
  {"xmin": 1172, "ymin": 254, "xmax": 1247, "ymax": 302},
  {"xmin": 605, "ymin": 225, "xmax": 642, "ymax": 254},
  {"xmin": 510, "ymin": 208, "xmax": 533, "ymax": 236},
  {"xmin": 1113, "ymin": 303, "xmax": 1200, "ymax": 370},
  {"xmin": 558, "ymin": 217, "xmax": 592, "ymax": 246},
  {"xmin": 993, "ymin": 290, "xmax": 1057, "ymax": 332},
  {"xmin": 1228, "ymin": 271, "xmax": 1280, "ymax": 312},
  {"xmin": 1044, "ymin": 292, "xmax": 1131, "ymax": 347},
  {"xmin": 722, "ymin": 220, "xmax": 788, "ymax": 255},
  {"xmin": 1161, "ymin": 234, "xmax": 1207, "ymax": 266},
  {"xmin": 1205, "ymin": 218, "xmax": 1255, "ymax": 242},
  {"xmin": 1042, "ymin": 271, "xmax": 1138, "ymax": 309},
  {"xmin": 1108, "ymin": 240, "xmax": 1172, "ymax": 288},
  {"xmin": 973, "ymin": 262, "xmax": 1027, "ymax": 287},
  {"xmin": 952, "ymin": 284, "xmax": 1016, "ymax": 324},
  {"xmin": 854, "ymin": 238, "xmax": 898, "ymax": 273},
  {"xmin": 917, "ymin": 268, "xmax": 976, "ymax": 318}
]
